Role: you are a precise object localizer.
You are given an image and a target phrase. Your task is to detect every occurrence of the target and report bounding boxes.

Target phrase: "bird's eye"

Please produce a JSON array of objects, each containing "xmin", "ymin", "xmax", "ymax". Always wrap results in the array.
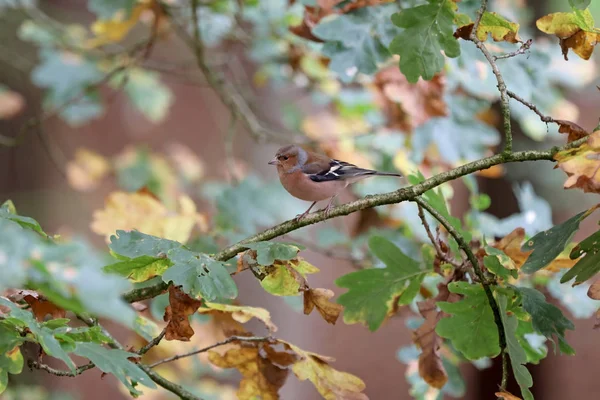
[{"xmin": 283, "ymin": 156, "xmax": 289, "ymax": 160}]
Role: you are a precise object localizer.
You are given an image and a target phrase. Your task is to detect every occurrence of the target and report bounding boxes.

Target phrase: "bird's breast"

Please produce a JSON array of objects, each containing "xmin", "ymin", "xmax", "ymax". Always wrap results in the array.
[{"xmin": 279, "ymin": 170, "xmax": 346, "ymax": 202}]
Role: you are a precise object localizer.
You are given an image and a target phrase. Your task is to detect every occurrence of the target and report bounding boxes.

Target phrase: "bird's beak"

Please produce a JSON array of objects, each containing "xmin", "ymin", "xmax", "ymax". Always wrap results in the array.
[{"xmin": 268, "ymin": 157, "xmax": 279, "ymax": 166}]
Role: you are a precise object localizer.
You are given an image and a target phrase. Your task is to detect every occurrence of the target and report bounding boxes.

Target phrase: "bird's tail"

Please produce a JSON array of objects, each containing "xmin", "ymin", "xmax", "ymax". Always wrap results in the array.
[{"xmin": 372, "ymin": 171, "xmax": 402, "ymax": 177}]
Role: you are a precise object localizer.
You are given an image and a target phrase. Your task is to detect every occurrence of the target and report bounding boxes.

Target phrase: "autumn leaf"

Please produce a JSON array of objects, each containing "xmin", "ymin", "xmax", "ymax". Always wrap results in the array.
[
  {"xmin": 66, "ymin": 148, "xmax": 110, "ymax": 192},
  {"xmin": 536, "ymin": 8, "xmax": 600, "ymax": 60},
  {"xmin": 496, "ymin": 391, "xmax": 523, "ymax": 400},
  {"xmin": 23, "ymin": 293, "xmax": 66, "ymax": 322},
  {"xmin": 198, "ymin": 302, "xmax": 278, "ymax": 333},
  {"xmin": 303, "ymin": 288, "xmax": 343, "ymax": 325},
  {"xmin": 491, "ymin": 228, "xmax": 577, "ymax": 272},
  {"xmin": 554, "ymin": 130, "xmax": 600, "ymax": 193},
  {"xmin": 372, "ymin": 66, "xmax": 447, "ymax": 133},
  {"xmin": 413, "ymin": 281, "xmax": 459, "ymax": 389},
  {"xmin": 163, "ymin": 286, "xmax": 203, "ymax": 341},
  {"xmin": 588, "ymin": 279, "xmax": 600, "ymax": 300},
  {"xmin": 455, "ymin": 12, "xmax": 521, "ymax": 44},
  {"xmin": 283, "ymin": 341, "xmax": 369, "ymax": 400},
  {"xmin": 91, "ymin": 191, "xmax": 207, "ymax": 243},
  {"xmin": 208, "ymin": 346, "xmax": 288, "ymax": 400},
  {"xmin": 556, "ymin": 119, "xmax": 589, "ymax": 143}
]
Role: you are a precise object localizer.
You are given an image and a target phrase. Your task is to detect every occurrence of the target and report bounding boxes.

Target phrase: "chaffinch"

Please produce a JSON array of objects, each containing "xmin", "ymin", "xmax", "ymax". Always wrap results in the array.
[{"xmin": 268, "ymin": 144, "xmax": 402, "ymax": 220}]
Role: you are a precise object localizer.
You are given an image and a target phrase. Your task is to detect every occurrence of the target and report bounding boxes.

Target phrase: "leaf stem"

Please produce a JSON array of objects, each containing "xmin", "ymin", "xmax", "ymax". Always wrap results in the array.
[{"xmin": 413, "ymin": 196, "xmax": 508, "ymax": 391}]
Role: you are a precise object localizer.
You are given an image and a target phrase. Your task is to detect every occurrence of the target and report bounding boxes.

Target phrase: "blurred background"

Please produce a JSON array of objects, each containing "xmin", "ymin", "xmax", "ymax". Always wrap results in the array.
[{"xmin": 1, "ymin": 0, "xmax": 600, "ymax": 399}]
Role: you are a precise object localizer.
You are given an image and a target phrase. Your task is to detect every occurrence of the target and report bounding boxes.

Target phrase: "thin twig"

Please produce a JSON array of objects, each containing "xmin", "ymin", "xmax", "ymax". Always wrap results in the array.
[
  {"xmin": 29, "ymin": 360, "xmax": 95, "ymax": 377},
  {"xmin": 493, "ymin": 39, "xmax": 532, "ymax": 61},
  {"xmin": 416, "ymin": 203, "xmax": 462, "ymax": 268},
  {"xmin": 507, "ymin": 90, "xmax": 556, "ymax": 124},
  {"xmin": 138, "ymin": 328, "xmax": 167, "ymax": 355},
  {"xmin": 413, "ymin": 196, "xmax": 508, "ymax": 391},
  {"xmin": 123, "ymin": 134, "xmax": 591, "ymax": 303},
  {"xmin": 148, "ymin": 335, "xmax": 272, "ymax": 368},
  {"xmin": 469, "ymin": 0, "xmax": 513, "ymax": 154}
]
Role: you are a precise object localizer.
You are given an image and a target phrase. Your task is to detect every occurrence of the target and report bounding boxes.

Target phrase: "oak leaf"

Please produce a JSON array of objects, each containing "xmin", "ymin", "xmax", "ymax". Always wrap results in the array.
[
  {"xmin": 163, "ymin": 286, "xmax": 202, "ymax": 341},
  {"xmin": 283, "ymin": 341, "xmax": 368, "ymax": 400},
  {"xmin": 556, "ymin": 119, "xmax": 589, "ymax": 143},
  {"xmin": 536, "ymin": 9, "xmax": 600, "ymax": 60},
  {"xmin": 198, "ymin": 302, "xmax": 278, "ymax": 333},
  {"xmin": 22, "ymin": 293, "xmax": 66, "ymax": 322},
  {"xmin": 208, "ymin": 346, "xmax": 288, "ymax": 400},
  {"xmin": 91, "ymin": 191, "xmax": 207, "ymax": 243},
  {"xmin": 454, "ymin": 12, "xmax": 521, "ymax": 44},
  {"xmin": 554, "ymin": 130, "xmax": 600, "ymax": 193},
  {"xmin": 303, "ymin": 288, "xmax": 343, "ymax": 324}
]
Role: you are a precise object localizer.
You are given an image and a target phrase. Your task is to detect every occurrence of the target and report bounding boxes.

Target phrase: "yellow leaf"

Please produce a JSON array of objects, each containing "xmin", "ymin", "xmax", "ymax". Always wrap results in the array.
[
  {"xmin": 536, "ymin": 9, "xmax": 600, "ymax": 60},
  {"xmin": 303, "ymin": 288, "xmax": 343, "ymax": 325},
  {"xmin": 208, "ymin": 347, "xmax": 288, "ymax": 400},
  {"xmin": 87, "ymin": 3, "xmax": 150, "ymax": 47},
  {"xmin": 91, "ymin": 191, "xmax": 207, "ymax": 243},
  {"xmin": 455, "ymin": 12, "xmax": 521, "ymax": 43},
  {"xmin": 282, "ymin": 341, "xmax": 368, "ymax": 400},
  {"xmin": 66, "ymin": 148, "xmax": 111, "ymax": 191},
  {"xmin": 199, "ymin": 302, "xmax": 278, "ymax": 333}
]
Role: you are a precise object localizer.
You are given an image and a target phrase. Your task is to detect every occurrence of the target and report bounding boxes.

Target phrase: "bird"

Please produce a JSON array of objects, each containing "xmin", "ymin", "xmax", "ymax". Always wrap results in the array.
[{"xmin": 268, "ymin": 144, "xmax": 402, "ymax": 220}]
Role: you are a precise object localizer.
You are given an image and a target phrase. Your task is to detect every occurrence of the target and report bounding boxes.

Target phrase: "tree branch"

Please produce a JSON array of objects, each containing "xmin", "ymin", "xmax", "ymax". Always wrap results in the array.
[
  {"xmin": 416, "ymin": 203, "xmax": 461, "ymax": 268},
  {"xmin": 413, "ymin": 197, "xmax": 508, "ymax": 390},
  {"xmin": 139, "ymin": 364, "xmax": 204, "ymax": 400},
  {"xmin": 138, "ymin": 327, "xmax": 167, "ymax": 355},
  {"xmin": 469, "ymin": 0, "xmax": 513, "ymax": 154},
  {"xmin": 148, "ymin": 335, "xmax": 272, "ymax": 368},
  {"xmin": 123, "ymin": 136, "xmax": 589, "ymax": 304},
  {"xmin": 507, "ymin": 90, "xmax": 556, "ymax": 124},
  {"xmin": 29, "ymin": 361, "xmax": 95, "ymax": 377}
]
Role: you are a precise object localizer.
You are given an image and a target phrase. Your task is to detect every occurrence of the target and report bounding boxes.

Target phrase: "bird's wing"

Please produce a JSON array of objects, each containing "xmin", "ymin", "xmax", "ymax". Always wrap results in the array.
[{"xmin": 304, "ymin": 159, "xmax": 377, "ymax": 182}]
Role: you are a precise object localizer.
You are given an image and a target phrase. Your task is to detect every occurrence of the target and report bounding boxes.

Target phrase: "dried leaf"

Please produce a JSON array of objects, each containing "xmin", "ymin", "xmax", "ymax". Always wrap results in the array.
[
  {"xmin": 303, "ymin": 288, "xmax": 343, "ymax": 324},
  {"xmin": 208, "ymin": 346, "xmax": 288, "ymax": 400},
  {"xmin": 588, "ymin": 279, "xmax": 600, "ymax": 300},
  {"xmin": 413, "ymin": 281, "xmax": 459, "ymax": 389},
  {"xmin": 198, "ymin": 302, "xmax": 278, "ymax": 333},
  {"xmin": 23, "ymin": 294, "xmax": 66, "ymax": 322},
  {"xmin": 283, "ymin": 340, "xmax": 368, "ymax": 400},
  {"xmin": 556, "ymin": 120, "xmax": 589, "ymax": 143},
  {"xmin": 163, "ymin": 286, "xmax": 203, "ymax": 341},
  {"xmin": 91, "ymin": 191, "xmax": 207, "ymax": 243},
  {"xmin": 555, "ymin": 130, "xmax": 600, "ymax": 193},
  {"xmin": 66, "ymin": 148, "xmax": 110, "ymax": 192},
  {"xmin": 373, "ymin": 66, "xmax": 447, "ymax": 132},
  {"xmin": 496, "ymin": 391, "xmax": 523, "ymax": 400}
]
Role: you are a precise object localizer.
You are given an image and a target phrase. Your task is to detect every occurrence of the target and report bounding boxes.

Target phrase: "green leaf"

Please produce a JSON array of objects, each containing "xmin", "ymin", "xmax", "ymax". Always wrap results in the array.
[
  {"xmin": 436, "ymin": 282, "xmax": 501, "ymax": 360},
  {"xmin": 0, "ymin": 219, "xmax": 35, "ymax": 293},
  {"xmin": 390, "ymin": 0, "xmax": 460, "ymax": 83},
  {"xmin": 336, "ymin": 236, "xmax": 426, "ymax": 331},
  {"xmin": 104, "ymin": 255, "xmax": 172, "ymax": 283},
  {"xmin": 516, "ymin": 319, "xmax": 548, "ymax": 364},
  {"xmin": 312, "ymin": 5, "xmax": 398, "ymax": 82},
  {"xmin": 132, "ymin": 316, "xmax": 160, "ymax": 342},
  {"xmin": 259, "ymin": 258, "xmax": 319, "ymax": 296},
  {"xmin": 467, "ymin": 11, "xmax": 521, "ymax": 43},
  {"xmin": 0, "ymin": 298, "xmax": 75, "ymax": 371},
  {"xmin": 244, "ymin": 241, "xmax": 301, "ymax": 266},
  {"xmin": 88, "ymin": 0, "xmax": 136, "ymax": 19},
  {"xmin": 0, "ymin": 200, "xmax": 48, "ymax": 237},
  {"xmin": 0, "ymin": 347, "xmax": 23, "ymax": 395},
  {"xmin": 516, "ymin": 287, "xmax": 575, "ymax": 354},
  {"xmin": 521, "ymin": 206, "xmax": 597, "ymax": 273},
  {"xmin": 111, "ymin": 68, "xmax": 173, "ymax": 123},
  {"xmin": 569, "ymin": 0, "xmax": 592, "ymax": 9},
  {"xmin": 483, "ymin": 255, "xmax": 516, "ymax": 281},
  {"xmin": 109, "ymin": 230, "xmax": 181, "ymax": 258},
  {"xmin": 498, "ymin": 293, "xmax": 534, "ymax": 400},
  {"xmin": 560, "ymin": 230, "xmax": 600, "ymax": 285},
  {"xmin": 162, "ymin": 248, "xmax": 238, "ymax": 301},
  {"xmin": 74, "ymin": 343, "xmax": 156, "ymax": 395}
]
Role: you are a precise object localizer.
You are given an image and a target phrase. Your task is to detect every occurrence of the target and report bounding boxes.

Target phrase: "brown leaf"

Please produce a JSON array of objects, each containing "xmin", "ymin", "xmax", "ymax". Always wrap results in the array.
[
  {"xmin": 587, "ymin": 279, "xmax": 600, "ymax": 300},
  {"xmin": 412, "ymin": 281, "xmax": 459, "ymax": 389},
  {"xmin": 491, "ymin": 228, "xmax": 577, "ymax": 271},
  {"xmin": 556, "ymin": 119, "xmax": 589, "ymax": 143},
  {"xmin": 303, "ymin": 288, "xmax": 343, "ymax": 324},
  {"xmin": 208, "ymin": 346, "xmax": 288, "ymax": 400},
  {"xmin": 560, "ymin": 30, "xmax": 600, "ymax": 61},
  {"xmin": 555, "ymin": 130, "xmax": 600, "ymax": 194},
  {"xmin": 373, "ymin": 66, "xmax": 447, "ymax": 132},
  {"xmin": 23, "ymin": 294, "xmax": 66, "ymax": 322},
  {"xmin": 0, "ymin": 88, "xmax": 25, "ymax": 119},
  {"xmin": 495, "ymin": 391, "xmax": 522, "ymax": 400},
  {"xmin": 263, "ymin": 343, "xmax": 298, "ymax": 367},
  {"xmin": 163, "ymin": 286, "xmax": 203, "ymax": 341},
  {"xmin": 198, "ymin": 302, "xmax": 278, "ymax": 333}
]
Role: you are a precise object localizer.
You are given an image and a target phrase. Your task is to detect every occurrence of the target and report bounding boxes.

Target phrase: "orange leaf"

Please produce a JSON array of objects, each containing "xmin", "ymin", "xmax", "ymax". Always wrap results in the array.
[
  {"xmin": 496, "ymin": 391, "xmax": 522, "ymax": 400},
  {"xmin": 555, "ymin": 130, "xmax": 600, "ymax": 194},
  {"xmin": 588, "ymin": 279, "xmax": 600, "ymax": 300},
  {"xmin": 163, "ymin": 286, "xmax": 202, "ymax": 341},
  {"xmin": 303, "ymin": 288, "xmax": 343, "ymax": 325},
  {"xmin": 556, "ymin": 119, "xmax": 589, "ymax": 143},
  {"xmin": 23, "ymin": 293, "xmax": 66, "ymax": 322}
]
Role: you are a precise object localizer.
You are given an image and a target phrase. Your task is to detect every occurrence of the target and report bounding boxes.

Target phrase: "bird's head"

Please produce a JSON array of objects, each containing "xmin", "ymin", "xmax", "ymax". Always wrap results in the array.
[{"xmin": 268, "ymin": 144, "xmax": 307, "ymax": 173}]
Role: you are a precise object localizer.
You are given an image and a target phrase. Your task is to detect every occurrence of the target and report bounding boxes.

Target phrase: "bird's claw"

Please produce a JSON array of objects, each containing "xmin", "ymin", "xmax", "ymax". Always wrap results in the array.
[{"xmin": 294, "ymin": 211, "xmax": 309, "ymax": 221}]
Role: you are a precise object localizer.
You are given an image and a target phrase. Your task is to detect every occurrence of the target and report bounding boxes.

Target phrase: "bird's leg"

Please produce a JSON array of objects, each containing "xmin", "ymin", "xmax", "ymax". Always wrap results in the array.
[
  {"xmin": 320, "ymin": 195, "xmax": 337, "ymax": 217},
  {"xmin": 295, "ymin": 201, "xmax": 317, "ymax": 221}
]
